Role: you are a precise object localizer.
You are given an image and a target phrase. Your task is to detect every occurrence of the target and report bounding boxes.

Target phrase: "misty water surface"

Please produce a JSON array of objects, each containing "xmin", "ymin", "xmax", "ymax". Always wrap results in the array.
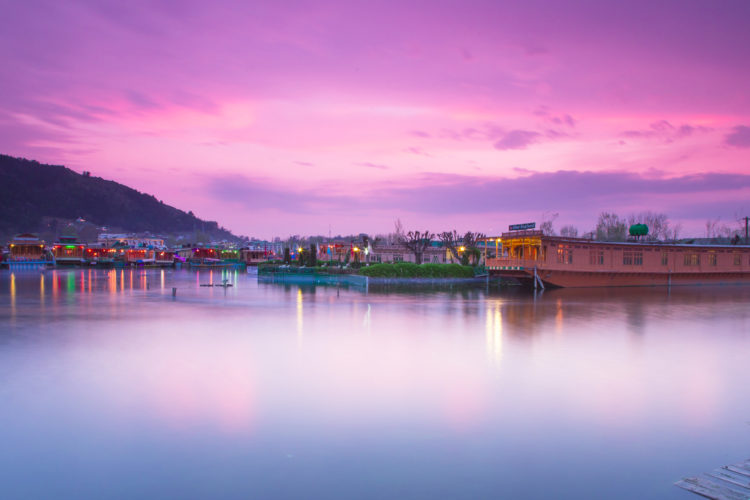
[{"xmin": 1, "ymin": 268, "xmax": 748, "ymax": 499}]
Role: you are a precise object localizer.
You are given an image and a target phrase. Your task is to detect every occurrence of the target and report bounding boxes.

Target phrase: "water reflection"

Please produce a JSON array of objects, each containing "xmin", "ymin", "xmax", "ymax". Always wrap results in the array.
[
  {"xmin": 1, "ymin": 271, "xmax": 750, "ymax": 499},
  {"xmin": 297, "ymin": 288, "xmax": 304, "ymax": 347},
  {"xmin": 485, "ymin": 301, "xmax": 502, "ymax": 364}
]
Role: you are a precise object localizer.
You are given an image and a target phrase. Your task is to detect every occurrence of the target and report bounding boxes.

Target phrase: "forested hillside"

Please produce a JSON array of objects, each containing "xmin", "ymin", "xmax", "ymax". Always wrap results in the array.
[{"xmin": 0, "ymin": 154, "xmax": 235, "ymax": 240}]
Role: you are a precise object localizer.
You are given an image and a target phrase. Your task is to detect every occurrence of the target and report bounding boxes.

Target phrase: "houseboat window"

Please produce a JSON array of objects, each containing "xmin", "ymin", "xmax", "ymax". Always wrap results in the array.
[
  {"xmin": 683, "ymin": 253, "xmax": 700, "ymax": 266},
  {"xmin": 589, "ymin": 250, "xmax": 604, "ymax": 265},
  {"xmin": 432, "ymin": 255, "xmax": 439, "ymax": 263},
  {"xmin": 557, "ymin": 245, "xmax": 572, "ymax": 264},
  {"xmin": 623, "ymin": 251, "xmax": 643, "ymax": 266},
  {"xmin": 733, "ymin": 253, "xmax": 741, "ymax": 266},
  {"xmin": 661, "ymin": 252, "xmax": 668, "ymax": 266},
  {"xmin": 708, "ymin": 253, "xmax": 717, "ymax": 266},
  {"xmin": 393, "ymin": 254, "xmax": 403, "ymax": 262}
]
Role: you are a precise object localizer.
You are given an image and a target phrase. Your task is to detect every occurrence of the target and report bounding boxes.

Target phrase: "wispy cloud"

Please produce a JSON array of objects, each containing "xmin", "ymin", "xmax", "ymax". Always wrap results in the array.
[
  {"xmin": 621, "ymin": 120, "xmax": 712, "ymax": 142},
  {"xmin": 204, "ymin": 169, "xmax": 750, "ymax": 217},
  {"xmin": 354, "ymin": 162, "xmax": 389, "ymax": 170},
  {"xmin": 493, "ymin": 130, "xmax": 540, "ymax": 150},
  {"xmin": 725, "ymin": 125, "xmax": 750, "ymax": 148}
]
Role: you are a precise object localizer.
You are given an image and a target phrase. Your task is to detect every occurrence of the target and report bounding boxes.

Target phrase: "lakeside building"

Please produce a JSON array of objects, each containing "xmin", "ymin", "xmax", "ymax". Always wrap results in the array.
[
  {"xmin": 316, "ymin": 240, "xmax": 450, "ymax": 264},
  {"xmin": 98, "ymin": 233, "xmax": 165, "ymax": 248},
  {"xmin": 240, "ymin": 248, "xmax": 270, "ymax": 265},
  {"xmin": 85, "ymin": 244, "xmax": 117, "ymax": 266},
  {"xmin": 368, "ymin": 243, "xmax": 448, "ymax": 264},
  {"xmin": 6, "ymin": 233, "xmax": 53, "ymax": 268},
  {"xmin": 486, "ymin": 230, "xmax": 750, "ymax": 288},
  {"xmin": 51, "ymin": 236, "xmax": 86, "ymax": 266}
]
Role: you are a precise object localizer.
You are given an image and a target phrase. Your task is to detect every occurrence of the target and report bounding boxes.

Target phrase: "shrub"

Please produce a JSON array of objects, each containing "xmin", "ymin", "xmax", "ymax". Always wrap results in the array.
[{"xmin": 358, "ymin": 263, "xmax": 475, "ymax": 278}]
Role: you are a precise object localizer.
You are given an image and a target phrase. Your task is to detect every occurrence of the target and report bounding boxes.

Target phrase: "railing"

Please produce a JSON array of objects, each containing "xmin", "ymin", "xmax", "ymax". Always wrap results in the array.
[{"xmin": 485, "ymin": 257, "xmax": 541, "ymax": 269}]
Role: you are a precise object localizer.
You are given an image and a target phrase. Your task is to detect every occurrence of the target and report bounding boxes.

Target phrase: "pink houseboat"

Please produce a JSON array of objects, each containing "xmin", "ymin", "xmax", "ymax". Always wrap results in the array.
[{"xmin": 486, "ymin": 230, "xmax": 750, "ymax": 288}]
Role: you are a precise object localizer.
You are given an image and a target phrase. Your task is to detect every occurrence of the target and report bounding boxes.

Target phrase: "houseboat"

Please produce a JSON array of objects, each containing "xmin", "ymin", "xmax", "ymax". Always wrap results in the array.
[
  {"xmin": 155, "ymin": 249, "xmax": 175, "ymax": 267},
  {"xmin": 51, "ymin": 236, "xmax": 86, "ymax": 266},
  {"xmin": 219, "ymin": 248, "xmax": 243, "ymax": 266},
  {"xmin": 7, "ymin": 234, "xmax": 54, "ymax": 268},
  {"xmin": 240, "ymin": 248, "xmax": 269, "ymax": 265},
  {"xmin": 125, "ymin": 248, "xmax": 156, "ymax": 266},
  {"xmin": 85, "ymin": 245, "xmax": 117, "ymax": 267},
  {"xmin": 186, "ymin": 247, "xmax": 229, "ymax": 268},
  {"xmin": 486, "ymin": 229, "xmax": 750, "ymax": 288}
]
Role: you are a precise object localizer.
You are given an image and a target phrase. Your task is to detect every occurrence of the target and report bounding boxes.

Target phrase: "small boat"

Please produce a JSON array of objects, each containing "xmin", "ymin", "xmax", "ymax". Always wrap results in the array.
[{"xmin": 190, "ymin": 258, "xmax": 230, "ymax": 268}]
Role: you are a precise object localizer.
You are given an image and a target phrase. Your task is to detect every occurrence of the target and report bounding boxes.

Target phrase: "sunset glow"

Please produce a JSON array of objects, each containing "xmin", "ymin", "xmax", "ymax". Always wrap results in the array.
[{"xmin": 2, "ymin": 0, "xmax": 749, "ymax": 236}]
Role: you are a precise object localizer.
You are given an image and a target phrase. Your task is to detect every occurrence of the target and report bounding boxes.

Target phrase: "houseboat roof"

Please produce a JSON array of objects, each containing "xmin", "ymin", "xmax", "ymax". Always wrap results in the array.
[{"xmin": 501, "ymin": 233, "xmax": 750, "ymax": 250}]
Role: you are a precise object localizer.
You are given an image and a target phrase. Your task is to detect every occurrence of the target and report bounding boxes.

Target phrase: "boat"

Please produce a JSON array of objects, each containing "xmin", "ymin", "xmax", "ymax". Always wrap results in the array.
[
  {"xmin": 6, "ymin": 233, "xmax": 54, "ymax": 269},
  {"xmin": 155, "ymin": 249, "xmax": 175, "ymax": 267},
  {"xmin": 486, "ymin": 229, "xmax": 750, "ymax": 288},
  {"xmin": 190, "ymin": 257, "xmax": 229, "ymax": 268},
  {"xmin": 85, "ymin": 245, "xmax": 117, "ymax": 267},
  {"xmin": 51, "ymin": 236, "xmax": 86, "ymax": 266}
]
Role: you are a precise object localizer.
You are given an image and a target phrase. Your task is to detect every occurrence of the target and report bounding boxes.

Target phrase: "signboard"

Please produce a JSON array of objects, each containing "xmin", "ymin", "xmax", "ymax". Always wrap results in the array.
[{"xmin": 508, "ymin": 222, "xmax": 536, "ymax": 231}]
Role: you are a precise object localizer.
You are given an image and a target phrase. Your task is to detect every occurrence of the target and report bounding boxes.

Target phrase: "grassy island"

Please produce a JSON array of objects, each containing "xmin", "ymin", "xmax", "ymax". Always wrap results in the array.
[{"xmin": 358, "ymin": 262, "xmax": 475, "ymax": 278}]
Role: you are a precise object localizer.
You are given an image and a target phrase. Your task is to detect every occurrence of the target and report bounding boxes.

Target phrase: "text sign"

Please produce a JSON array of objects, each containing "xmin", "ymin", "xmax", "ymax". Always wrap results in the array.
[{"xmin": 508, "ymin": 222, "xmax": 536, "ymax": 231}]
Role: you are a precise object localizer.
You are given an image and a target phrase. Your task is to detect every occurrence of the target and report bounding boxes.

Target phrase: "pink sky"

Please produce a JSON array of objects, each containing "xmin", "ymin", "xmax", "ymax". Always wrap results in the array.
[{"xmin": 2, "ymin": 0, "xmax": 750, "ymax": 238}]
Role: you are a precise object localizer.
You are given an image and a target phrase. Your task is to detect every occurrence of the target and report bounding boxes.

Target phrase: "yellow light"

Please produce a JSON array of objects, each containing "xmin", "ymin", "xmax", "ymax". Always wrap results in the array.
[
  {"xmin": 297, "ymin": 247, "xmax": 303, "ymax": 252},
  {"xmin": 459, "ymin": 246, "xmax": 466, "ymax": 252},
  {"xmin": 353, "ymin": 247, "xmax": 360, "ymax": 252}
]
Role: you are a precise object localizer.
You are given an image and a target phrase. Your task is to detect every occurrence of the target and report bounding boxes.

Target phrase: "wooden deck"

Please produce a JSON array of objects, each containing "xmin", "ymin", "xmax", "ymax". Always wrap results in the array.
[{"xmin": 676, "ymin": 458, "xmax": 750, "ymax": 499}]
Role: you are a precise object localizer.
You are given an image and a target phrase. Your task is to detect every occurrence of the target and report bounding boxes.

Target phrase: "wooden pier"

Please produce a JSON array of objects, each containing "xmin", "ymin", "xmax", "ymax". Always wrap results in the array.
[{"xmin": 676, "ymin": 458, "xmax": 750, "ymax": 499}]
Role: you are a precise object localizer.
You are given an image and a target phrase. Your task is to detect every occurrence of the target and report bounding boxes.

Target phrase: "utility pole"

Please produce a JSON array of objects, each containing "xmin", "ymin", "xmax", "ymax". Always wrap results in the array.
[{"xmin": 744, "ymin": 216, "xmax": 749, "ymax": 245}]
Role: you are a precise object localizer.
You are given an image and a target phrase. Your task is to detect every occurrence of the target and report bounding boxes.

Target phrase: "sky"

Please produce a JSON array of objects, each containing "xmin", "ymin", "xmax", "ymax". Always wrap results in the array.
[{"xmin": 1, "ymin": 0, "xmax": 750, "ymax": 238}]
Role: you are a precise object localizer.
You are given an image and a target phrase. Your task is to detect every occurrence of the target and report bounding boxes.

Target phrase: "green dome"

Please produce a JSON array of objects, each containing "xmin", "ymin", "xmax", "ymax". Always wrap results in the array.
[{"xmin": 629, "ymin": 224, "xmax": 649, "ymax": 236}]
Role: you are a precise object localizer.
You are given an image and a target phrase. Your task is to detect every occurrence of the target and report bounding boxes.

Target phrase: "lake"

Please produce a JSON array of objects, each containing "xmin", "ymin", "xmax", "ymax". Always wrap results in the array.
[{"xmin": 1, "ymin": 268, "xmax": 748, "ymax": 499}]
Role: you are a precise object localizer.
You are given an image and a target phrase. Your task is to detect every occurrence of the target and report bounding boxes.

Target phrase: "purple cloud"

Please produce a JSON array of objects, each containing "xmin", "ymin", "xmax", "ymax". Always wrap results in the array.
[
  {"xmin": 493, "ymin": 130, "xmax": 540, "ymax": 150},
  {"xmin": 725, "ymin": 125, "xmax": 750, "ymax": 148},
  {"xmin": 622, "ymin": 121, "xmax": 711, "ymax": 141},
  {"xmin": 205, "ymin": 169, "xmax": 750, "ymax": 217}
]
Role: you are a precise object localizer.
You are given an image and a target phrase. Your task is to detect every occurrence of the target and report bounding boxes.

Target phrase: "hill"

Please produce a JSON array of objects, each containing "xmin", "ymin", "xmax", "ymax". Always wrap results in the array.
[{"xmin": 0, "ymin": 154, "xmax": 237, "ymax": 241}]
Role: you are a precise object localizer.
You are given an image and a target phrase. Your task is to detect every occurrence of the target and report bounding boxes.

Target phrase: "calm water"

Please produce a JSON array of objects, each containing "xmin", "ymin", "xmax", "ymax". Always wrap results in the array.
[{"xmin": 1, "ymin": 269, "xmax": 749, "ymax": 499}]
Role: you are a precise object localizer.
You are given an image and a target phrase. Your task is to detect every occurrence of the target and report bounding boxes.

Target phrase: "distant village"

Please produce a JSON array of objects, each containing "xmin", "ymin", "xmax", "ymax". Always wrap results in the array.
[{"xmin": 2, "ymin": 212, "xmax": 748, "ymax": 273}]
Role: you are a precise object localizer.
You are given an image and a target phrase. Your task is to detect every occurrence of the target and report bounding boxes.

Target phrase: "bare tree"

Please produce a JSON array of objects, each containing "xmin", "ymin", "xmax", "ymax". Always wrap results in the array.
[
  {"xmin": 595, "ymin": 212, "xmax": 627, "ymax": 241},
  {"xmin": 461, "ymin": 231, "xmax": 486, "ymax": 265},
  {"xmin": 559, "ymin": 225, "xmax": 578, "ymax": 238},
  {"xmin": 540, "ymin": 212, "xmax": 559, "ymax": 236},
  {"xmin": 666, "ymin": 223, "xmax": 682, "ymax": 241},
  {"xmin": 627, "ymin": 211, "xmax": 670, "ymax": 240},
  {"xmin": 705, "ymin": 218, "xmax": 720, "ymax": 238},
  {"xmin": 438, "ymin": 230, "xmax": 461, "ymax": 262},
  {"xmin": 401, "ymin": 230, "xmax": 434, "ymax": 264},
  {"xmin": 391, "ymin": 218, "xmax": 406, "ymax": 245}
]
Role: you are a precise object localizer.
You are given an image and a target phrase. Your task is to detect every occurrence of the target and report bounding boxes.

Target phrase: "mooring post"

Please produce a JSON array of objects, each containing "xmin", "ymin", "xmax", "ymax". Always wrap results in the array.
[
  {"xmin": 172, "ymin": 287, "xmax": 177, "ymax": 297},
  {"xmin": 533, "ymin": 266, "xmax": 538, "ymax": 290}
]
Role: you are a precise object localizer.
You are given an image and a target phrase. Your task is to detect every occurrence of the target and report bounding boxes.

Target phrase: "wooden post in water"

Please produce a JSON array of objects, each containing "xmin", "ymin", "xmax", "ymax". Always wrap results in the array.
[{"xmin": 172, "ymin": 287, "xmax": 177, "ymax": 297}]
